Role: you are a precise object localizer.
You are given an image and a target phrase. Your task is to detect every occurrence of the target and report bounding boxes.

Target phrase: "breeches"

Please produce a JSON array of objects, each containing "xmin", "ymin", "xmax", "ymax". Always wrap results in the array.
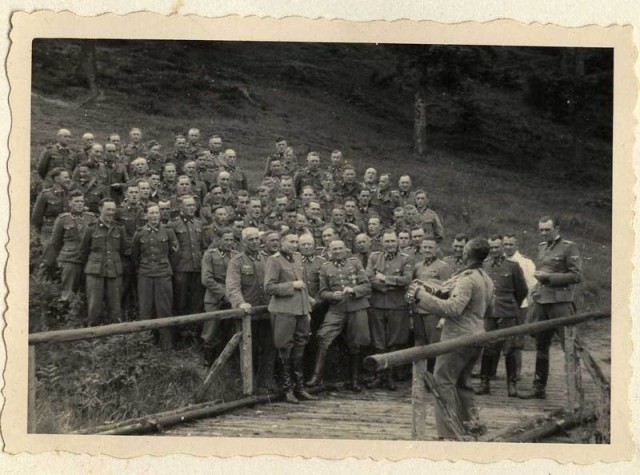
[
  {"xmin": 483, "ymin": 317, "xmax": 523, "ymax": 356},
  {"xmin": 316, "ymin": 309, "xmax": 370, "ymax": 351},
  {"xmin": 173, "ymin": 271, "xmax": 204, "ymax": 315},
  {"xmin": 271, "ymin": 313, "xmax": 311, "ymax": 351},
  {"xmin": 528, "ymin": 301, "xmax": 574, "ymax": 360},
  {"xmin": 369, "ymin": 308, "xmax": 409, "ymax": 350}
]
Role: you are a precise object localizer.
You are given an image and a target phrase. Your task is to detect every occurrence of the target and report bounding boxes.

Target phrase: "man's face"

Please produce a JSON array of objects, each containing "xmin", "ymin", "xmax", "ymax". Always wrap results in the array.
[
  {"xmin": 285, "ymin": 210, "xmax": 298, "ymax": 226},
  {"xmin": 197, "ymin": 155, "xmax": 208, "ymax": 169},
  {"xmin": 82, "ymin": 134, "xmax": 95, "ymax": 147},
  {"xmin": 411, "ymin": 229, "xmax": 425, "ymax": 247},
  {"xmin": 307, "ymin": 155, "xmax": 320, "ymax": 171},
  {"xmin": 331, "ymin": 209, "xmax": 345, "ymax": 225},
  {"xmin": 539, "ymin": 219, "xmax": 559, "ymax": 242},
  {"xmin": 344, "ymin": 201, "xmax": 356, "ymax": 216},
  {"xmin": 364, "ymin": 168, "xmax": 377, "ymax": 183},
  {"xmin": 214, "ymin": 208, "xmax": 228, "ymax": 224},
  {"xmin": 393, "ymin": 209, "xmax": 405, "ymax": 221},
  {"xmin": 57, "ymin": 130, "xmax": 72, "ymax": 146},
  {"xmin": 181, "ymin": 198, "xmax": 197, "ymax": 217},
  {"xmin": 280, "ymin": 179, "xmax": 294, "ymax": 195},
  {"xmin": 224, "ymin": 151, "xmax": 237, "ymax": 166},
  {"xmin": 88, "ymin": 145, "xmax": 104, "ymax": 163},
  {"xmin": 379, "ymin": 175, "xmax": 390, "ymax": 191},
  {"xmin": 275, "ymin": 198, "xmax": 288, "ymax": 213},
  {"xmin": 258, "ymin": 188, "xmax": 270, "ymax": 200},
  {"xmin": 331, "ymin": 151, "xmax": 343, "ymax": 165},
  {"xmin": 355, "ymin": 236, "xmax": 370, "ymax": 253},
  {"xmin": 183, "ymin": 162, "xmax": 196, "ymax": 177},
  {"xmin": 209, "ymin": 187, "xmax": 223, "ymax": 204},
  {"xmin": 270, "ymin": 160, "xmax": 282, "ymax": 176},
  {"xmin": 177, "ymin": 178, "xmax": 191, "ymax": 195},
  {"xmin": 237, "ymin": 196, "xmax": 249, "ymax": 211},
  {"xmin": 266, "ymin": 233, "xmax": 280, "ymax": 253},
  {"xmin": 209, "ymin": 137, "xmax": 223, "ymax": 152},
  {"xmin": 232, "ymin": 221, "xmax": 245, "ymax": 236},
  {"xmin": 383, "ymin": 233, "xmax": 398, "ymax": 253},
  {"xmin": 219, "ymin": 233, "xmax": 235, "ymax": 251},
  {"xmin": 249, "ymin": 200, "xmax": 262, "ymax": 218},
  {"xmin": 159, "ymin": 203, "xmax": 171, "ymax": 221},
  {"xmin": 218, "ymin": 173, "xmax": 231, "ymax": 189},
  {"xmin": 415, "ymin": 193, "xmax": 428, "ymax": 208},
  {"xmin": 275, "ymin": 140, "xmax": 287, "ymax": 153},
  {"xmin": 164, "ymin": 166, "xmax": 177, "ymax": 181},
  {"xmin": 300, "ymin": 188, "xmax": 314, "ymax": 203},
  {"xmin": 299, "ymin": 236, "xmax": 315, "ymax": 256},
  {"xmin": 343, "ymin": 169, "xmax": 356, "ymax": 183},
  {"xmin": 321, "ymin": 176, "xmax": 334, "ymax": 190},
  {"xmin": 281, "ymin": 234, "xmax": 299, "ymax": 254},
  {"xmin": 503, "ymin": 237, "xmax": 518, "ymax": 257},
  {"xmin": 398, "ymin": 232, "xmax": 411, "ymax": 248},
  {"xmin": 330, "ymin": 241, "xmax": 346, "ymax": 260},
  {"xmin": 368, "ymin": 218, "xmax": 381, "ymax": 235},
  {"xmin": 359, "ymin": 190, "xmax": 371, "ymax": 205},
  {"xmin": 452, "ymin": 239, "xmax": 466, "ymax": 257},
  {"xmin": 244, "ymin": 230, "xmax": 261, "ymax": 252},
  {"xmin": 109, "ymin": 135, "xmax": 121, "ymax": 146},
  {"xmin": 322, "ymin": 229, "xmax": 336, "ymax": 246},
  {"xmin": 149, "ymin": 174, "xmax": 161, "ymax": 188},
  {"xmin": 398, "ymin": 177, "xmax": 412, "ymax": 191},
  {"xmin": 133, "ymin": 160, "xmax": 148, "ymax": 174},
  {"xmin": 126, "ymin": 187, "xmax": 139, "ymax": 204},
  {"xmin": 138, "ymin": 182, "xmax": 151, "ymax": 199},
  {"xmin": 421, "ymin": 239, "xmax": 438, "ymax": 259},
  {"xmin": 130, "ymin": 129, "xmax": 142, "ymax": 143},
  {"xmin": 105, "ymin": 144, "xmax": 118, "ymax": 160},
  {"xmin": 187, "ymin": 129, "xmax": 200, "ymax": 144},
  {"xmin": 307, "ymin": 203, "xmax": 321, "ymax": 219},
  {"xmin": 100, "ymin": 201, "xmax": 116, "ymax": 223},
  {"xmin": 147, "ymin": 206, "xmax": 160, "ymax": 226},
  {"xmin": 175, "ymin": 138, "xmax": 187, "ymax": 151},
  {"xmin": 69, "ymin": 196, "xmax": 85, "ymax": 214},
  {"xmin": 77, "ymin": 166, "xmax": 91, "ymax": 181},
  {"xmin": 405, "ymin": 207, "xmax": 418, "ymax": 221}
]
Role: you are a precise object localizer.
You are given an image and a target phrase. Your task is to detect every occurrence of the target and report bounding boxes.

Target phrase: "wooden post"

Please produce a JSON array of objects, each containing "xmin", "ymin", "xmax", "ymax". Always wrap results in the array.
[
  {"xmin": 411, "ymin": 359, "xmax": 429, "ymax": 440},
  {"xmin": 193, "ymin": 332, "xmax": 242, "ymax": 403},
  {"xmin": 28, "ymin": 345, "xmax": 36, "ymax": 433},
  {"xmin": 563, "ymin": 325, "xmax": 583, "ymax": 410},
  {"xmin": 423, "ymin": 371, "xmax": 469, "ymax": 440},
  {"xmin": 239, "ymin": 313, "xmax": 253, "ymax": 395}
]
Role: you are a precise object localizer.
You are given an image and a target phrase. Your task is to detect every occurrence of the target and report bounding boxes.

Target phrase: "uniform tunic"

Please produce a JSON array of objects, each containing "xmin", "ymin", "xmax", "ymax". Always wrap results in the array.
[
  {"xmin": 37, "ymin": 143, "xmax": 76, "ymax": 179},
  {"xmin": 31, "ymin": 186, "xmax": 68, "ymax": 246},
  {"xmin": 201, "ymin": 247, "xmax": 238, "ymax": 347}
]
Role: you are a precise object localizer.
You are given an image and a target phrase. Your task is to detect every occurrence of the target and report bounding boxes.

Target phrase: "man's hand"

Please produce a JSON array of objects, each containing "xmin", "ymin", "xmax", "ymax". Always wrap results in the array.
[
  {"xmin": 436, "ymin": 318, "xmax": 445, "ymax": 329},
  {"xmin": 375, "ymin": 272, "xmax": 386, "ymax": 282},
  {"xmin": 293, "ymin": 280, "xmax": 306, "ymax": 290},
  {"xmin": 342, "ymin": 286, "xmax": 354, "ymax": 296},
  {"xmin": 309, "ymin": 297, "xmax": 316, "ymax": 307},
  {"xmin": 533, "ymin": 271, "xmax": 550, "ymax": 284},
  {"xmin": 332, "ymin": 291, "xmax": 345, "ymax": 301},
  {"xmin": 239, "ymin": 303, "xmax": 252, "ymax": 312}
]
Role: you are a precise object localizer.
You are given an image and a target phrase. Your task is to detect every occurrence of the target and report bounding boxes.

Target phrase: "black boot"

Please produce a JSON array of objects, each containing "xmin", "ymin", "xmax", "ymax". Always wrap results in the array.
[
  {"xmin": 475, "ymin": 376, "xmax": 491, "ymax": 395},
  {"xmin": 306, "ymin": 346, "xmax": 327, "ymax": 387},
  {"xmin": 347, "ymin": 352, "xmax": 362, "ymax": 392},
  {"xmin": 475, "ymin": 352, "xmax": 493, "ymax": 395},
  {"xmin": 506, "ymin": 353, "xmax": 518, "ymax": 397},
  {"xmin": 293, "ymin": 345, "xmax": 317, "ymax": 400},
  {"xmin": 277, "ymin": 349, "xmax": 298, "ymax": 404},
  {"xmin": 519, "ymin": 356, "xmax": 548, "ymax": 399}
]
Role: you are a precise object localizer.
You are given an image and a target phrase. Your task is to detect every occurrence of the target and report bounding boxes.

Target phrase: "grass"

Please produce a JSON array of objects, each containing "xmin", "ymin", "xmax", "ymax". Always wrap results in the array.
[{"xmin": 29, "ymin": 41, "xmax": 612, "ymax": 433}]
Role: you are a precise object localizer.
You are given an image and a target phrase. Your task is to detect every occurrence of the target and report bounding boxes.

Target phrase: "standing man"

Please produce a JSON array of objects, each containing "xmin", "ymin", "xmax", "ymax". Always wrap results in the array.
[
  {"xmin": 476, "ymin": 235, "xmax": 528, "ymax": 397},
  {"xmin": 414, "ymin": 190, "xmax": 444, "ymax": 243},
  {"xmin": 31, "ymin": 167, "xmax": 71, "ymax": 248},
  {"xmin": 131, "ymin": 203, "xmax": 179, "ymax": 349},
  {"xmin": 366, "ymin": 231, "xmax": 413, "ymax": 390},
  {"xmin": 264, "ymin": 232, "xmax": 316, "ymax": 403},
  {"xmin": 443, "ymin": 233, "xmax": 469, "ymax": 274},
  {"xmin": 201, "ymin": 228, "xmax": 238, "ymax": 364},
  {"xmin": 80, "ymin": 198, "xmax": 128, "ymax": 326},
  {"xmin": 410, "ymin": 237, "xmax": 494, "ymax": 439},
  {"xmin": 41, "ymin": 190, "xmax": 96, "ymax": 302},
  {"xmin": 122, "ymin": 127, "xmax": 146, "ymax": 162},
  {"xmin": 372, "ymin": 173, "xmax": 399, "ymax": 226},
  {"xmin": 37, "ymin": 128, "xmax": 76, "ymax": 180},
  {"xmin": 411, "ymin": 238, "xmax": 454, "ymax": 373},
  {"xmin": 519, "ymin": 216, "xmax": 582, "ymax": 399},
  {"xmin": 307, "ymin": 239, "xmax": 372, "ymax": 392},
  {"xmin": 226, "ymin": 227, "xmax": 275, "ymax": 393},
  {"xmin": 294, "ymin": 152, "xmax": 324, "ymax": 195}
]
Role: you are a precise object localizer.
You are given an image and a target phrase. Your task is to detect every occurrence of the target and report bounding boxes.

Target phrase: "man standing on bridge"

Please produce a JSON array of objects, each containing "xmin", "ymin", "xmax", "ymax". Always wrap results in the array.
[
  {"xmin": 519, "ymin": 216, "xmax": 582, "ymax": 400},
  {"xmin": 410, "ymin": 237, "xmax": 494, "ymax": 439}
]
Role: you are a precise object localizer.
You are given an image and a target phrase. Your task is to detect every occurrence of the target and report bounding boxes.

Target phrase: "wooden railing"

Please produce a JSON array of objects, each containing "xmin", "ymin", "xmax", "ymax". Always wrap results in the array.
[
  {"xmin": 28, "ymin": 306, "xmax": 270, "ymax": 433},
  {"xmin": 365, "ymin": 311, "xmax": 611, "ymax": 442}
]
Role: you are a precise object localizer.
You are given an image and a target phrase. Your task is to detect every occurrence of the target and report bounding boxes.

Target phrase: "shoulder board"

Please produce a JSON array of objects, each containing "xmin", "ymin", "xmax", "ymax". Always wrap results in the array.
[
  {"xmin": 272, "ymin": 252, "xmax": 281, "ymax": 257},
  {"xmin": 347, "ymin": 256, "xmax": 359, "ymax": 261},
  {"xmin": 42, "ymin": 187, "xmax": 54, "ymax": 192},
  {"xmin": 563, "ymin": 239, "xmax": 576, "ymax": 245},
  {"xmin": 85, "ymin": 212, "xmax": 96, "ymax": 217},
  {"xmin": 538, "ymin": 241, "xmax": 547, "ymax": 246},
  {"xmin": 321, "ymin": 261, "xmax": 333, "ymax": 266},
  {"xmin": 399, "ymin": 252, "xmax": 409, "ymax": 258},
  {"xmin": 459, "ymin": 269, "xmax": 474, "ymax": 276},
  {"xmin": 59, "ymin": 212, "xmax": 71, "ymax": 217},
  {"xmin": 371, "ymin": 251, "xmax": 382, "ymax": 256}
]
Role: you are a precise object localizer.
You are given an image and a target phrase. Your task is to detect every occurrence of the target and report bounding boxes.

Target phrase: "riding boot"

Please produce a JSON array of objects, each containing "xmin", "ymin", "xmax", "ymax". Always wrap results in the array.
[
  {"xmin": 506, "ymin": 353, "xmax": 518, "ymax": 397},
  {"xmin": 519, "ymin": 356, "xmax": 548, "ymax": 399},
  {"xmin": 278, "ymin": 348, "xmax": 298, "ymax": 403},
  {"xmin": 348, "ymin": 351, "xmax": 362, "ymax": 392},
  {"xmin": 475, "ymin": 352, "xmax": 493, "ymax": 395},
  {"xmin": 293, "ymin": 345, "xmax": 316, "ymax": 400},
  {"xmin": 306, "ymin": 346, "xmax": 327, "ymax": 387}
]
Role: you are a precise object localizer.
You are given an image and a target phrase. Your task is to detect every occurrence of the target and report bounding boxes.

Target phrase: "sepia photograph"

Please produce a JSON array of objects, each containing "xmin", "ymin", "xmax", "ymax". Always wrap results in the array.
[{"xmin": 4, "ymin": 12, "xmax": 635, "ymax": 463}]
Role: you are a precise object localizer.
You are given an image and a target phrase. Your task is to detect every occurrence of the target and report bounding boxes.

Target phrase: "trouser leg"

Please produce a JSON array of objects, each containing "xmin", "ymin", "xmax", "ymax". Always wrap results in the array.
[
  {"xmin": 85, "ymin": 275, "xmax": 105, "ymax": 326},
  {"xmin": 104, "ymin": 276, "xmax": 123, "ymax": 324},
  {"xmin": 154, "ymin": 276, "xmax": 175, "ymax": 350},
  {"xmin": 59, "ymin": 262, "xmax": 83, "ymax": 301}
]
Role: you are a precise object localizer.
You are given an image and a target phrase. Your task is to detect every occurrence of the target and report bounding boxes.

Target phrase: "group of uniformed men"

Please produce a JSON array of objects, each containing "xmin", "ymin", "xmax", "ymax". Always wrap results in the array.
[{"xmin": 32, "ymin": 127, "xmax": 583, "ymax": 415}]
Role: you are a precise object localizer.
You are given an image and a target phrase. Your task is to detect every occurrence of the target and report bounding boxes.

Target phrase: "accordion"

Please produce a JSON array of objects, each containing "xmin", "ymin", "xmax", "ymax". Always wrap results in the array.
[{"xmin": 405, "ymin": 279, "xmax": 451, "ymax": 304}]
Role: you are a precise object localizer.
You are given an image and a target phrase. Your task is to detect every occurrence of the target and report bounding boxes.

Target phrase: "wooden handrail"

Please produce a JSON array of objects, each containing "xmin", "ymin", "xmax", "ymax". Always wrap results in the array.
[
  {"xmin": 365, "ymin": 311, "xmax": 610, "ymax": 371},
  {"xmin": 28, "ymin": 306, "xmax": 269, "ymax": 345}
]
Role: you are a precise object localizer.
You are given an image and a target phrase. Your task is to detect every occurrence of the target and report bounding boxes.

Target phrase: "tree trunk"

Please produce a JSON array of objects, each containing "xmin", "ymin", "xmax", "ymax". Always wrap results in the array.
[
  {"xmin": 571, "ymin": 48, "xmax": 586, "ymax": 168},
  {"xmin": 413, "ymin": 88, "xmax": 427, "ymax": 156}
]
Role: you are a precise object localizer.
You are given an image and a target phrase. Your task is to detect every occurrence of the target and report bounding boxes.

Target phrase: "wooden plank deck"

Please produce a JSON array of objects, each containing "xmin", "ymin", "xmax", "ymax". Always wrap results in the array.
[{"xmin": 164, "ymin": 342, "xmax": 606, "ymax": 440}]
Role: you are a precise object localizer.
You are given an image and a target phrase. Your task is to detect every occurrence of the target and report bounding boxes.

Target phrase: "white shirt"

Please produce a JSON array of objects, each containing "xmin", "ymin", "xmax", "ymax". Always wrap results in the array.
[{"xmin": 506, "ymin": 250, "xmax": 536, "ymax": 308}]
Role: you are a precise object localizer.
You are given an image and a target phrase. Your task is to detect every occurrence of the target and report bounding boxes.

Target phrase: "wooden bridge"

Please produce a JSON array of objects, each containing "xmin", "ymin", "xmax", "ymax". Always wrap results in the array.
[{"xmin": 29, "ymin": 309, "xmax": 611, "ymax": 442}]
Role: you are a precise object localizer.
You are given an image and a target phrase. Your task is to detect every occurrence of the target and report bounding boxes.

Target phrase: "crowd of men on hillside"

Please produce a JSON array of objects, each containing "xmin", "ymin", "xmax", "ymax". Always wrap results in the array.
[{"xmin": 31, "ymin": 127, "xmax": 583, "ymax": 439}]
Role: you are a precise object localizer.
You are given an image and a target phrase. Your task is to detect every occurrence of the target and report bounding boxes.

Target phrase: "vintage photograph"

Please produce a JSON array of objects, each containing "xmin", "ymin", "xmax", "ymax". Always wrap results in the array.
[{"xmin": 24, "ymin": 37, "xmax": 614, "ymax": 444}]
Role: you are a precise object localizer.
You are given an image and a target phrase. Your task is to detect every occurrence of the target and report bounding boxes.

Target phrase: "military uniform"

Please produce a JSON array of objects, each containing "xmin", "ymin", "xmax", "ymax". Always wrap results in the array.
[
  {"xmin": 201, "ymin": 246, "xmax": 238, "ymax": 352},
  {"xmin": 317, "ymin": 191, "xmax": 339, "ymax": 220},
  {"xmin": 477, "ymin": 256, "xmax": 528, "ymax": 395},
  {"xmin": 332, "ymin": 223, "xmax": 356, "ymax": 252},
  {"xmin": 443, "ymin": 255, "xmax": 466, "ymax": 274},
  {"xmin": 371, "ymin": 190, "xmax": 399, "ymax": 226},
  {"xmin": 71, "ymin": 177, "xmax": 111, "ymax": 213},
  {"xmin": 167, "ymin": 214, "xmax": 206, "ymax": 316},
  {"xmin": 415, "ymin": 266, "xmax": 494, "ymax": 438},
  {"xmin": 158, "ymin": 180, "xmax": 177, "ymax": 201},
  {"xmin": 412, "ymin": 257, "xmax": 454, "ymax": 373},
  {"xmin": 37, "ymin": 143, "xmax": 76, "ymax": 180},
  {"xmin": 215, "ymin": 165, "xmax": 248, "ymax": 192},
  {"xmin": 132, "ymin": 223, "xmax": 179, "ymax": 348},
  {"xmin": 336, "ymin": 182, "xmax": 362, "ymax": 200},
  {"xmin": 122, "ymin": 142, "xmax": 147, "ymax": 161},
  {"xmin": 31, "ymin": 186, "xmax": 68, "ymax": 247},
  {"xmin": 394, "ymin": 190, "xmax": 416, "ymax": 207},
  {"xmin": 116, "ymin": 202, "xmax": 146, "ymax": 316},
  {"xmin": 145, "ymin": 151, "xmax": 166, "ymax": 174},
  {"xmin": 80, "ymin": 219, "xmax": 128, "ymax": 326},
  {"xmin": 525, "ymin": 236, "xmax": 582, "ymax": 395},
  {"xmin": 43, "ymin": 211, "xmax": 96, "ymax": 301},
  {"xmin": 226, "ymin": 250, "xmax": 275, "ymax": 391},
  {"xmin": 416, "ymin": 207, "xmax": 444, "ymax": 243},
  {"xmin": 264, "ymin": 251, "xmax": 313, "ymax": 395},
  {"xmin": 294, "ymin": 167, "xmax": 323, "ymax": 195}
]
